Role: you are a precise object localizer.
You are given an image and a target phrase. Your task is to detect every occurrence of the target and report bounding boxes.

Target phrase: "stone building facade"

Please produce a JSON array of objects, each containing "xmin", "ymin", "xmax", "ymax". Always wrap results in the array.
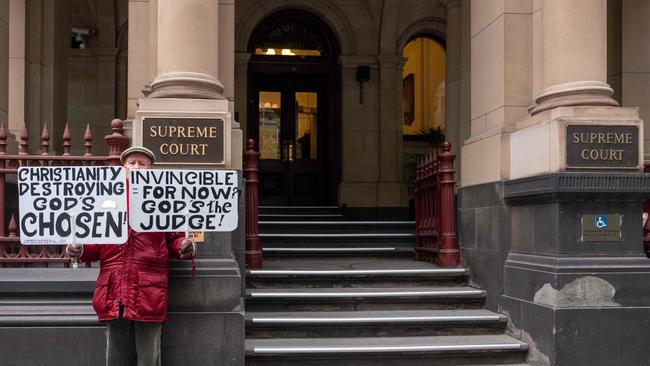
[{"xmin": 1, "ymin": 0, "xmax": 650, "ymax": 365}]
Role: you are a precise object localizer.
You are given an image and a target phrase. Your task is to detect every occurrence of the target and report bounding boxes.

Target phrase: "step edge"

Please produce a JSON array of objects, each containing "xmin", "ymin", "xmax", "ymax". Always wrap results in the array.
[
  {"xmin": 247, "ymin": 315, "xmax": 503, "ymax": 324},
  {"xmin": 260, "ymin": 233, "xmax": 415, "ymax": 238},
  {"xmin": 248, "ymin": 269, "xmax": 467, "ymax": 276},
  {"xmin": 247, "ymin": 342, "xmax": 527, "ymax": 354},
  {"xmin": 246, "ymin": 289, "xmax": 486, "ymax": 298},
  {"xmin": 259, "ymin": 221, "xmax": 415, "ymax": 225},
  {"xmin": 262, "ymin": 247, "xmax": 413, "ymax": 252}
]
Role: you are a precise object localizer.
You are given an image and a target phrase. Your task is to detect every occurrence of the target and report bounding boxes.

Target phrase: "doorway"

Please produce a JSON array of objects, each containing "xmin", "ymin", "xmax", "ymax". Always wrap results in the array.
[
  {"xmin": 255, "ymin": 76, "xmax": 325, "ymax": 205},
  {"xmin": 250, "ymin": 71, "xmax": 338, "ymax": 206},
  {"xmin": 246, "ymin": 10, "xmax": 340, "ymax": 206}
]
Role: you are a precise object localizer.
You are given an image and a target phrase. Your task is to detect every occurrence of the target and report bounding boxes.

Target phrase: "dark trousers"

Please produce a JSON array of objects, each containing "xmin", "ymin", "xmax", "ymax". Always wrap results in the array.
[{"xmin": 106, "ymin": 309, "xmax": 162, "ymax": 366}]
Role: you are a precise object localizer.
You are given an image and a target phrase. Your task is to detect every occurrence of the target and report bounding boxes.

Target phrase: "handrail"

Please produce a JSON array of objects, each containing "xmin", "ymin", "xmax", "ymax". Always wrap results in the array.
[
  {"xmin": 414, "ymin": 140, "xmax": 459, "ymax": 268},
  {"xmin": 244, "ymin": 139, "xmax": 262, "ymax": 269}
]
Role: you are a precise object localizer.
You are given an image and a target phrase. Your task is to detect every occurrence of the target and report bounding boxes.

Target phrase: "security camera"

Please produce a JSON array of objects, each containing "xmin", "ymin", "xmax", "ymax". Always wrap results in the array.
[
  {"xmin": 71, "ymin": 27, "xmax": 94, "ymax": 36},
  {"xmin": 70, "ymin": 27, "xmax": 96, "ymax": 49}
]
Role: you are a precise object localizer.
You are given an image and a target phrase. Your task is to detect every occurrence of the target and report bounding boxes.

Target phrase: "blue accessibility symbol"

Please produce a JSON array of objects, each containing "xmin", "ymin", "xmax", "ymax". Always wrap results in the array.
[{"xmin": 595, "ymin": 216, "xmax": 608, "ymax": 229}]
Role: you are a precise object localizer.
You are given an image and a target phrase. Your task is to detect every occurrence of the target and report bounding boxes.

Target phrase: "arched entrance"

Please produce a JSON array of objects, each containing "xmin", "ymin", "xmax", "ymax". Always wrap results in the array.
[{"xmin": 247, "ymin": 10, "xmax": 340, "ymax": 206}]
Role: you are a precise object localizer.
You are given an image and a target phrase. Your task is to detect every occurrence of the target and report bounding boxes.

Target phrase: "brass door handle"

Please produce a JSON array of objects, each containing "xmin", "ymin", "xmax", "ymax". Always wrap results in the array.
[{"xmin": 288, "ymin": 144, "xmax": 294, "ymax": 161}]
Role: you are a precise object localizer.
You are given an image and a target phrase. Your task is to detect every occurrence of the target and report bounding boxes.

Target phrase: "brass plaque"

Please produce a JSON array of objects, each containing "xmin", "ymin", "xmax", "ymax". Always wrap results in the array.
[
  {"xmin": 566, "ymin": 125, "xmax": 638, "ymax": 169},
  {"xmin": 143, "ymin": 117, "xmax": 225, "ymax": 165},
  {"xmin": 581, "ymin": 214, "xmax": 622, "ymax": 242}
]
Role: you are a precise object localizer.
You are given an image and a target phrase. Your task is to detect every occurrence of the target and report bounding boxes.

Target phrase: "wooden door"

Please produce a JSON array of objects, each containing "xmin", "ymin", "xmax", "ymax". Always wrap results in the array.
[{"xmin": 254, "ymin": 76, "xmax": 327, "ymax": 205}]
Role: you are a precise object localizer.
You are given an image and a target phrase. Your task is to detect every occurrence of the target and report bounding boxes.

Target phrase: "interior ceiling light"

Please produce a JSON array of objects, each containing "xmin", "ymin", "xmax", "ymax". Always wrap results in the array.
[
  {"xmin": 265, "ymin": 49, "xmax": 276, "ymax": 55},
  {"xmin": 281, "ymin": 49, "xmax": 295, "ymax": 56}
]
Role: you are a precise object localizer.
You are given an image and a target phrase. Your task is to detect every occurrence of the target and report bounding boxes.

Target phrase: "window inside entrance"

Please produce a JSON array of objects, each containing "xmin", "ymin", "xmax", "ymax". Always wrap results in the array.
[
  {"xmin": 402, "ymin": 37, "xmax": 446, "ymax": 137},
  {"xmin": 259, "ymin": 91, "xmax": 281, "ymax": 160},
  {"xmin": 295, "ymin": 92, "xmax": 318, "ymax": 159}
]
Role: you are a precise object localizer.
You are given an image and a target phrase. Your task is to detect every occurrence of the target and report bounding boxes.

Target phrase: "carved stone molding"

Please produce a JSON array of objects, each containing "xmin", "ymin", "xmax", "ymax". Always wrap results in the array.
[{"xmin": 149, "ymin": 71, "xmax": 225, "ymax": 100}]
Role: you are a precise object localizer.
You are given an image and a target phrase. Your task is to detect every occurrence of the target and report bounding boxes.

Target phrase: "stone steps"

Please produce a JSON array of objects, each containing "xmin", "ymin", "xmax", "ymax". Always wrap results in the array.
[
  {"xmin": 245, "ymin": 334, "xmax": 528, "ymax": 366},
  {"xmin": 245, "ymin": 206, "xmax": 529, "ymax": 365},
  {"xmin": 259, "ymin": 221, "xmax": 415, "ymax": 234},
  {"xmin": 246, "ymin": 309, "xmax": 507, "ymax": 338},
  {"xmin": 245, "ymin": 287, "xmax": 486, "ymax": 311},
  {"xmin": 247, "ymin": 267, "xmax": 468, "ymax": 288}
]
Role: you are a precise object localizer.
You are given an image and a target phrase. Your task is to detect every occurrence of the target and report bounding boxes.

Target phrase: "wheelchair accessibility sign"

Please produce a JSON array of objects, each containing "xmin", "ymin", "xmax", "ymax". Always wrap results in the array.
[{"xmin": 582, "ymin": 214, "xmax": 622, "ymax": 242}]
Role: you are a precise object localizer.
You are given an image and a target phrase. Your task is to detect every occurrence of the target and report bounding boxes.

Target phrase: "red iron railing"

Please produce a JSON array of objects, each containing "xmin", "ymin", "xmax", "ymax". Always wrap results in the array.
[
  {"xmin": 414, "ymin": 141, "xmax": 459, "ymax": 268},
  {"xmin": 244, "ymin": 139, "xmax": 262, "ymax": 269},
  {"xmin": 0, "ymin": 119, "xmax": 128, "ymax": 267}
]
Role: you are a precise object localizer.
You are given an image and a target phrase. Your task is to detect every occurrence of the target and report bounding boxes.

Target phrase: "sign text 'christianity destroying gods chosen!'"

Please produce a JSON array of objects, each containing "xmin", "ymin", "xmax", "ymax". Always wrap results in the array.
[{"xmin": 18, "ymin": 166, "xmax": 239, "ymax": 245}]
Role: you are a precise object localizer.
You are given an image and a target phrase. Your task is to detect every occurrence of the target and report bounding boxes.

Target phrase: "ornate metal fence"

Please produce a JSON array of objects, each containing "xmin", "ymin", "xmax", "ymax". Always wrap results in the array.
[
  {"xmin": 0, "ymin": 119, "xmax": 128, "ymax": 267},
  {"xmin": 414, "ymin": 141, "xmax": 459, "ymax": 268}
]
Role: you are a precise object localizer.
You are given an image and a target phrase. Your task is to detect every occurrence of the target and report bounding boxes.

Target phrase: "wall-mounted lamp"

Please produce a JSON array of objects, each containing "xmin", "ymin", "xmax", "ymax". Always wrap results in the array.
[{"xmin": 356, "ymin": 65, "xmax": 370, "ymax": 104}]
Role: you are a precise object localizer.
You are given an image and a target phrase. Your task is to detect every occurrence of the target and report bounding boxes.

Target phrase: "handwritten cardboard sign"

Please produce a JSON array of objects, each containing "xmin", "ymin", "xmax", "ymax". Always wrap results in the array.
[
  {"xmin": 18, "ymin": 166, "xmax": 128, "ymax": 245},
  {"xmin": 129, "ymin": 169, "xmax": 239, "ymax": 232}
]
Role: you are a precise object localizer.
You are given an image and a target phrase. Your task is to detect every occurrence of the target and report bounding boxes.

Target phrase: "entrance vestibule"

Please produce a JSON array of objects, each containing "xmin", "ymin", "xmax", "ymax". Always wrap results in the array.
[{"xmin": 246, "ymin": 10, "xmax": 341, "ymax": 206}]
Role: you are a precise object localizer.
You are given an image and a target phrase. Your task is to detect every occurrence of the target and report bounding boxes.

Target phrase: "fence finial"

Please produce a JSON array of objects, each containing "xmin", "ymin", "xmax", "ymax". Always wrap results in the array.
[
  {"xmin": 105, "ymin": 119, "xmax": 129, "ymax": 166},
  {"xmin": 19, "ymin": 126, "xmax": 29, "ymax": 155},
  {"xmin": 62, "ymin": 123, "xmax": 71, "ymax": 156},
  {"xmin": 84, "ymin": 123, "xmax": 93, "ymax": 156},
  {"xmin": 8, "ymin": 214, "xmax": 16, "ymax": 238},
  {"xmin": 40, "ymin": 124, "xmax": 50, "ymax": 155},
  {"xmin": 0, "ymin": 124, "xmax": 6, "ymax": 155}
]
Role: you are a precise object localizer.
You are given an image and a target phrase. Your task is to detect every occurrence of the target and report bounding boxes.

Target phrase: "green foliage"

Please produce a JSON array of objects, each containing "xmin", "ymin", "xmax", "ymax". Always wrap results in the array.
[{"xmin": 417, "ymin": 126, "xmax": 446, "ymax": 149}]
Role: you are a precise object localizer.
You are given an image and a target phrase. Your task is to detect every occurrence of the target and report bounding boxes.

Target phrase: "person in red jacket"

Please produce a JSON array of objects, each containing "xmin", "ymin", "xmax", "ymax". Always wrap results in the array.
[{"xmin": 67, "ymin": 146, "xmax": 195, "ymax": 366}]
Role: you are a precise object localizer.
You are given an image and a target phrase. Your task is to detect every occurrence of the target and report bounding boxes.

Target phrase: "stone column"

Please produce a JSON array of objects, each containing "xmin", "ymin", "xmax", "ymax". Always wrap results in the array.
[
  {"xmin": 337, "ymin": 56, "xmax": 381, "ymax": 212},
  {"xmin": 531, "ymin": 0, "xmax": 618, "ymax": 114},
  {"xmin": 133, "ymin": 1, "xmax": 243, "ymax": 363},
  {"xmin": 377, "ymin": 55, "xmax": 407, "ymax": 211},
  {"xmin": 621, "ymin": 0, "xmax": 650, "ymax": 154},
  {"xmin": 445, "ymin": 0, "xmax": 461, "ymax": 171},
  {"xmin": 234, "ymin": 52, "xmax": 251, "ymax": 137},
  {"xmin": 148, "ymin": 0, "xmax": 224, "ymax": 99},
  {"xmin": 126, "ymin": 0, "xmax": 150, "ymax": 121},
  {"xmin": 219, "ymin": 0, "xmax": 235, "ymax": 109},
  {"xmin": 8, "ymin": 0, "xmax": 25, "ymax": 137}
]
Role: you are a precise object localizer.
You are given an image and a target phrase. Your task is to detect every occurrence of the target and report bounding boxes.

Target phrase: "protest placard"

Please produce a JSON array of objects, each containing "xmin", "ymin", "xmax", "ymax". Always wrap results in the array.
[
  {"xmin": 18, "ymin": 166, "xmax": 128, "ymax": 245},
  {"xmin": 129, "ymin": 169, "xmax": 239, "ymax": 232}
]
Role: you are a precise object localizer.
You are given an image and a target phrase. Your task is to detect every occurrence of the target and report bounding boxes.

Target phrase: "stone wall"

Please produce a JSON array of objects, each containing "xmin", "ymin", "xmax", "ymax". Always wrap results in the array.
[{"xmin": 457, "ymin": 181, "xmax": 510, "ymax": 311}]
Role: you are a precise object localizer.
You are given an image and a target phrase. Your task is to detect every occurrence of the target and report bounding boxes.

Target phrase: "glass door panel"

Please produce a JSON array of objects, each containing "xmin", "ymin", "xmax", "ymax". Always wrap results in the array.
[
  {"xmin": 295, "ymin": 92, "xmax": 318, "ymax": 160},
  {"xmin": 259, "ymin": 91, "xmax": 282, "ymax": 160}
]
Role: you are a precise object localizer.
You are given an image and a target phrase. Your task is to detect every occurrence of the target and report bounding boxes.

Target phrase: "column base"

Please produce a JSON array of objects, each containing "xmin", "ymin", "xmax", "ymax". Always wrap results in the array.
[
  {"xmin": 503, "ymin": 253, "xmax": 650, "ymax": 366},
  {"xmin": 502, "ymin": 172, "xmax": 650, "ymax": 366},
  {"xmin": 165, "ymin": 258, "xmax": 244, "ymax": 364},
  {"xmin": 149, "ymin": 71, "xmax": 225, "ymax": 99},
  {"xmin": 531, "ymin": 80, "xmax": 619, "ymax": 115}
]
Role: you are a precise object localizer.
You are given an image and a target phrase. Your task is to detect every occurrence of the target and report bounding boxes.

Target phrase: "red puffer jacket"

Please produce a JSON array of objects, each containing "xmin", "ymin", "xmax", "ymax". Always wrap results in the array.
[{"xmin": 80, "ymin": 229, "xmax": 184, "ymax": 322}]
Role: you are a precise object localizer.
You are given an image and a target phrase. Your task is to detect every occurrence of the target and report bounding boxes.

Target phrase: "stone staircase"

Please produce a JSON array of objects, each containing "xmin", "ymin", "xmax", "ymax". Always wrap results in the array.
[{"xmin": 245, "ymin": 206, "xmax": 528, "ymax": 365}]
